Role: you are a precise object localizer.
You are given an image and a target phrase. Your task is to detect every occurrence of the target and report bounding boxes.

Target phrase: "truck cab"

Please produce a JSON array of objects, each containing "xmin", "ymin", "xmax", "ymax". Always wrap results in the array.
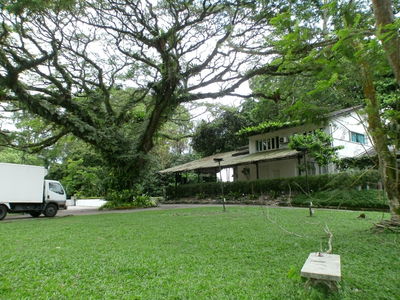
[{"xmin": 45, "ymin": 180, "xmax": 67, "ymax": 208}]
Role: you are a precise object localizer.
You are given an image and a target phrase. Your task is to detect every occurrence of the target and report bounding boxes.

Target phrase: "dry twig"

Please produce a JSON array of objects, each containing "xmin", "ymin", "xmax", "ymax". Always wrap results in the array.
[
  {"xmin": 262, "ymin": 207, "xmax": 305, "ymax": 238},
  {"xmin": 324, "ymin": 224, "xmax": 333, "ymax": 254}
]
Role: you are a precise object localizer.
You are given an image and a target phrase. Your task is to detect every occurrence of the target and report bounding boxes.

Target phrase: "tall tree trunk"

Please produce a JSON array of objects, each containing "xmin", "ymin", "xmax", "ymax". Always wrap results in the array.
[
  {"xmin": 360, "ymin": 60, "xmax": 400, "ymax": 223},
  {"xmin": 370, "ymin": 0, "xmax": 400, "ymax": 223},
  {"xmin": 372, "ymin": 0, "xmax": 400, "ymax": 85}
]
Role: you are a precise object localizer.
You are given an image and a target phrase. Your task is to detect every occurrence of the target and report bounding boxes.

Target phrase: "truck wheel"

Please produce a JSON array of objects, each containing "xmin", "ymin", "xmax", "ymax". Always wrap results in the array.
[
  {"xmin": 0, "ymin": 205, "xmax": 7, "ymax": 220},
  {"xmin": 44, "ymin": 203, "xmax": 58, "ymax": 217},
  {"xmin": 30, "ymin": 211, "xmax": 41, "ymax": 218}
]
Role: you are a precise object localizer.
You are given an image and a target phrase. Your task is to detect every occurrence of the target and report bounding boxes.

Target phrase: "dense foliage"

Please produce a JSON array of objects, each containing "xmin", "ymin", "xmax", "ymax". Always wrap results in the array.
[
  {"xmin": 242, "ymin": 0, "xmax": 400, "ymax": 222},
  {"xmin": 100, "ymin": 192, "xmax": 157, "ymax": 210},
  {"xmin": 237, "ymin": 120, "xmax": 302, "ymax": 137},
  {"xmin": 191, "ymin": 108, "xmax": 254, "ymax": 156},
  {"xmin": 166, "ymin": 170, "xmax": 381, "ymax": 201},
  {"xmin": 292, "ymin": 189, "xmax": 387, "ymax": 209},
  {"xmin": 288, "ymin": 130, "xmax": 343, "ymax": 166}
]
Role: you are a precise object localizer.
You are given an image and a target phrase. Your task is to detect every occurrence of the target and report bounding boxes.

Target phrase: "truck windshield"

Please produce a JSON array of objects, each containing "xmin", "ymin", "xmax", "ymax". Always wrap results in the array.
[{"xmin": 49, "ymin": 182, "xmax": 64, "ymax": 195}]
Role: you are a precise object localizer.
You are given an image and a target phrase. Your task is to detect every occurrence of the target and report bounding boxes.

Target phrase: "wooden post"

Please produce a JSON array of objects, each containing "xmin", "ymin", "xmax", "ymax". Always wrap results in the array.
[
  {"xmin": 309, "ymin": 201, "xmax": 314, "ymax": 217},
  {"xmin": 213, "ymin": 158, "xmax": 225, "ymax": 212}
]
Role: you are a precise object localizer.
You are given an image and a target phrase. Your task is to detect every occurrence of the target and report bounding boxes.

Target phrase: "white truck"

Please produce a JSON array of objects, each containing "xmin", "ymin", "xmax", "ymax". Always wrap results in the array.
[{"xmin": 0, "ymin": 163, "xmax": 67, "ymax": 220}]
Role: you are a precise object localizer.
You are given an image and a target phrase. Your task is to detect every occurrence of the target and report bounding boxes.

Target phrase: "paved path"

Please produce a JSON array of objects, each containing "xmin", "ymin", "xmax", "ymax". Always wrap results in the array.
[
  {"xmin": 2, "ymin": 204, "xmax": 222, "ymax": 222},
  {"xmin": 61, "ymin": 204, "xmax": 221, "ymax": 216}
]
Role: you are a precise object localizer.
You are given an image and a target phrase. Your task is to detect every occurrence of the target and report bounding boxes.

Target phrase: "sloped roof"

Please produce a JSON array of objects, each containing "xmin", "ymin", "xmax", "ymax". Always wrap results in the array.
[
  {"xmin": 327, "ymin": 105, "xmax": 363, "ymax": 118},
  {"xmin": 159, "ymin": 148, "xmax": 299, "ymax": 174},
  {"xmin": 238, "ymin": 105, "xmax": 364, "ymax": 136}
]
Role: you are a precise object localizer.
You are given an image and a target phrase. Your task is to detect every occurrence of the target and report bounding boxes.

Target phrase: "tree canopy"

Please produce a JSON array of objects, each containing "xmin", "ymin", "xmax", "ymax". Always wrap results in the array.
[
  {"xmin": 191, "ymin": 106, "xmax": 254, "ymax": 156},
  {"xmin": 0, "ymin": 0, "xmax": 304, "ymax": 188}
]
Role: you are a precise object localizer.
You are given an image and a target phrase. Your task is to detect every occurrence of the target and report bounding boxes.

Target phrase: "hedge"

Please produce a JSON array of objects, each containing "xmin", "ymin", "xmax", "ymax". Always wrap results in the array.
[
  {"xmin": 166, "ymin": 170, "xmax": 381, "ymax": 199},
  {"xmin": 292, "ymin": 189, "xmax": 388, "ymax": 209}
]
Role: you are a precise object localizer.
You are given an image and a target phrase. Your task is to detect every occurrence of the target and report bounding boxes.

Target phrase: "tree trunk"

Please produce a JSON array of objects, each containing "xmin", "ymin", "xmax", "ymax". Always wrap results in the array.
[
  {"xmin": 360, "ymin": 60, "xmax": 400, "ymax": 223},
  {"xmin": 371, "ymin": 0, "xmax": 400, "ymax": 85},
  {"xmin": 370, "ymin": 0, "xmax": 400, "ymax": 223}
]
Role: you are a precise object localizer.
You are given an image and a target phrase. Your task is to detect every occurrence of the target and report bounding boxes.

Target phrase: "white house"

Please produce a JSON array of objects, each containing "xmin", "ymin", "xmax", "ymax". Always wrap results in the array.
[{"xmin": 159, "ymin": 106, "xmax": 373, "ymax": 182}]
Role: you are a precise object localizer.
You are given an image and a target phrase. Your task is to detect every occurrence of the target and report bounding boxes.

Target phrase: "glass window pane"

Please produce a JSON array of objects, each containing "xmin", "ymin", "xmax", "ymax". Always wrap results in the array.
[
  {"xmin": 351, "ymin": 132, "xmax": 366, "ymax": 144},
  {"xmin": 49, "ymin": 182, "xmax": 64, "ymax": 195},
  {"xmin": 351, "ymin": 132, "xmax": 357, "ymax": 142}
]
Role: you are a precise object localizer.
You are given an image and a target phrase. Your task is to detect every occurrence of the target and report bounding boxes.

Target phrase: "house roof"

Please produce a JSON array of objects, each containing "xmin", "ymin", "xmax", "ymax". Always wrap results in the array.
[
  {"xmin": 238, "ymin": 105, "xmax": 363, "ymax": 136},
  {"xmin": 327, "ymin": 105, "xmax": 363, "ymax": 118},
  {"xmin": 159, "ymin": 148, "xmax": 299, "ymax": 174}
]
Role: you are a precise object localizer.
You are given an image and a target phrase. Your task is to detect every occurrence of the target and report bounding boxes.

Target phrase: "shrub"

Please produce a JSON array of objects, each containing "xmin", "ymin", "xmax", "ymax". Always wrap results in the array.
[
  {"xmin": 166, "ymin": 170, "xmax": 381, "ymax": 200},
  {"xmin": 292, "ymin": 189, "xmax": 388, "ymax": 209},
  {"xmin": 105, "ymin": 189, "xmax": 135, "ymax": 203},
  {"xmin": 102, "ymin": 190, "xmax": 157, "ymax": 210}
]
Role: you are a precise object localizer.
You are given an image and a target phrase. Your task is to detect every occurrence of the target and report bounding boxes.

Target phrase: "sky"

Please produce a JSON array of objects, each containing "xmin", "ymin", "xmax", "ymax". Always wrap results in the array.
[{"xmin": 190, "ymin": 80, "xmax": 251, "ymax": 122}]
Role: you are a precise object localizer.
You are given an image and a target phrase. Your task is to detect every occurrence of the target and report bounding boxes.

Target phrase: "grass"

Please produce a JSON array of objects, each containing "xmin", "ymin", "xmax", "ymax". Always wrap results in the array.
[{"xmin": 0, "ymin": 206, "xmax": 398, "ymax": 299}]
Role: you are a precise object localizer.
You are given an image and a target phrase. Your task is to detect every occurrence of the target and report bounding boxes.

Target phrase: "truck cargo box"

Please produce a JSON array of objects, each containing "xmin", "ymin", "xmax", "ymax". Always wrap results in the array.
[{"xmin": 0, "ymin": 163, "xmax": 47, "ymax": 203}]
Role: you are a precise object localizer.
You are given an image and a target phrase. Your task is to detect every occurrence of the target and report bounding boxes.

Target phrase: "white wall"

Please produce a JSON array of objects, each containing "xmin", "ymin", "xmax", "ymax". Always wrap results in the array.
[
  {"xmin": 235, "ymin": 158, "xmax": 299, "ymax": 181},
  {"xmin": 247, "ymin": 111, "xmax": 372, "ymax": 158},
  {"xmin": 329, "ymin": 111, "xmax": 373, "ymax": 158},
  {"xmin": 248, "ymin": 124, "xmax": 323, "ymax": 154}
]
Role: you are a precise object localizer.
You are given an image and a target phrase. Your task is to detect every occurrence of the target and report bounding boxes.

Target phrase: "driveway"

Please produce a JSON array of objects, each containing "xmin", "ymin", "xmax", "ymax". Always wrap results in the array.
[
  {"xmin": 2, "ymin": 204, "xmax": 222, "ymax": 221},
  {"xmin": 61, "ymin": 203, "xmax": 220, "ymax": 216}
]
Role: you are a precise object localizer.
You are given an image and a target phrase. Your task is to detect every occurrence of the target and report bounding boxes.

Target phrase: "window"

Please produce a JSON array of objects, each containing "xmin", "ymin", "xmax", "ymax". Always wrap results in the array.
[
  {"xmin": 255, "ymin": 136, "xmax": 280, "ymax": 152},
  {"xmin": 256, "ymin": 140, "xmax": 261, "ymax": 152},
  {"xmin": 351, "ymin": 132, "xmax": 366, "ymax": 144},
  {"xmin": 49, "ymin": 182, "xmax": 65, "ymax": 195}
]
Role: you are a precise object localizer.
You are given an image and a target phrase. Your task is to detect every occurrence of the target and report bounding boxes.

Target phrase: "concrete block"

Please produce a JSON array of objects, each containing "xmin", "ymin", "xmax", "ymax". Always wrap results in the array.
[{"xmin": 301, "ymin": 252, "xmax": 341, "ymax": 282}]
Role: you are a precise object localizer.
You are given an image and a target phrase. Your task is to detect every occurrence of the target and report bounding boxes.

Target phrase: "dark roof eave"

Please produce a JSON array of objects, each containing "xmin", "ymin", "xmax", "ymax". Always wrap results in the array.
[{"xmin": 158, "ymin": 150, "xmax": 299, "ymax": 174}]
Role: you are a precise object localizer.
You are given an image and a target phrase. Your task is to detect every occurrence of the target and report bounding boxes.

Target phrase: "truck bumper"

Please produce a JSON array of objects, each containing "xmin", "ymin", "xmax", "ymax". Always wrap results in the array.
[{"xmin": 58, "ymin": 203, "xmax": 67, "ymax": 210}]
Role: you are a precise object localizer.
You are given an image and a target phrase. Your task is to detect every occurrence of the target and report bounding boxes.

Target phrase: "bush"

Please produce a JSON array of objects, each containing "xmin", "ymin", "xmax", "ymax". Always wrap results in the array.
[
  {"xmin": 292, "ymin": 189, "xmax": 388, "ymax": 209},
  {"xmin": 166, "ymin": 170, "xmax": 381, "ymax": 200},
  {"xmin": 105, "ymin": 189, "xmax": 135, "ymax": 203},
  {"xmin": 101, "ymin": 190, "xmax": 157, "ymax": 210}
]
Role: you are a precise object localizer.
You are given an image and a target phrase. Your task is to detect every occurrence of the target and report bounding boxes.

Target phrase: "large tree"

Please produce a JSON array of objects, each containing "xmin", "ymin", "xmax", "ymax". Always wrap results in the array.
[
  {"xmin": 0, "ymin": 0, "xmax": 317, "ymax": 190},
  {"xmin": 248, "ymin": 0, "xmax": 400, "ymax": 225},
  {"xmin": 0, "ymin": 0, "xmax": 268, "ymax": 188}
]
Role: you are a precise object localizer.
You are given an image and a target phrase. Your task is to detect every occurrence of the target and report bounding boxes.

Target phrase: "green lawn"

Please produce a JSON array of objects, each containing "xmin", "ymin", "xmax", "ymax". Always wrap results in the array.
[{"xmin": 0, "ymin": 206, "xmax": 398, "ymax": 299}]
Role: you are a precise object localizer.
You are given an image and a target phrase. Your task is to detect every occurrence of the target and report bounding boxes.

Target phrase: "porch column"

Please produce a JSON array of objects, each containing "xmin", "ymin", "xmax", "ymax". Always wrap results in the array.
[{"xmin": 255, "ymin": 162, "xmax": 260, "ymax": 180}]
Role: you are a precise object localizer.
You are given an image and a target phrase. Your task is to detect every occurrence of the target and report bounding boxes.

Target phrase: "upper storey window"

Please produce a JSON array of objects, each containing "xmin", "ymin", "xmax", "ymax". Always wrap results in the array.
[
  {"xmin": 350, "ymin": 132, "xmax": 366, "ymax": 144},
  {"xmin": 256, "ymin": 136, "xmax": 280, "ymax": 152}
]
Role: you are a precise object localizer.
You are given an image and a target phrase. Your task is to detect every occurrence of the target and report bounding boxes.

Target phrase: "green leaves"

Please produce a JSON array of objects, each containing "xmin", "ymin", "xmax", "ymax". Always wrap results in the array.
[
  {"xmin": 288, "ymin": 130, "xmax": 343, "ymax": 166},
  {"xmin": 308, "ymin": 73, "xmax": 339, "ymax": 96},
  {"xmin": 2, "ymin": 0, "xmax": 76, "ymax": 14},
  {"xmin": 192, "ymin": 109, "xmax": 253, "ymax": 156},
  {"xmin": 238, "ymin": 120, "xmax": 301, "ymax": 137}
]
